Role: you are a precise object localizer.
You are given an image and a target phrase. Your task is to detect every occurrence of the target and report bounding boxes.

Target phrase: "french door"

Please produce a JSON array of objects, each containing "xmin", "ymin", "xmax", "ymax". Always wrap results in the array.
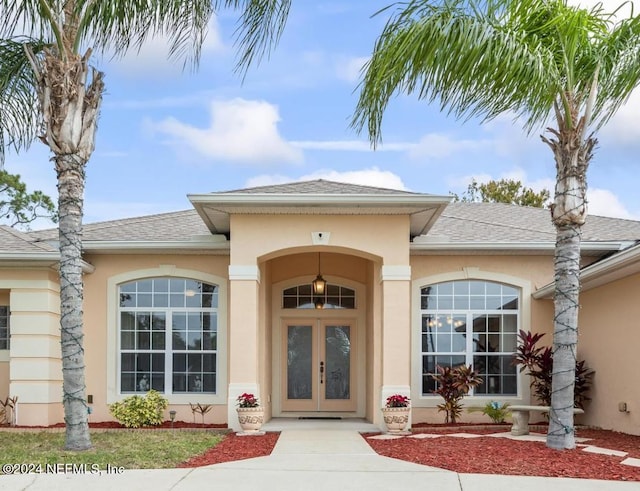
[{"xmin": 282, "ymin": 319, "xmax": 356, "ymax": 412}]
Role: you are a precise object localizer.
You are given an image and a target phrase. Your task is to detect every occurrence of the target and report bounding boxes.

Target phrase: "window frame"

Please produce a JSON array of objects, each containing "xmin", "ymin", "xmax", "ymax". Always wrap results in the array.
[
  {"xmin": 118, "ymin": 278, "xmax": 219, "ymax": 395},
  {"xmin": 0, "ymin": 305, "xmax": 9, "ymax": 351},
  {"xmin": 411, "ymin": 269, "xmax": 532, "ymax": 407},
  {"xmin": 107, "ymin": 267, "xmax": 227, "ymax": 405}
]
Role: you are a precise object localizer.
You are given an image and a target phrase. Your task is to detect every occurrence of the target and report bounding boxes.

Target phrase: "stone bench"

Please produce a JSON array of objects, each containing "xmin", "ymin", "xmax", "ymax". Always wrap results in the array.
[{"xmin": 510, "ymin": 405, "xmax": 584, "ymax": 436}]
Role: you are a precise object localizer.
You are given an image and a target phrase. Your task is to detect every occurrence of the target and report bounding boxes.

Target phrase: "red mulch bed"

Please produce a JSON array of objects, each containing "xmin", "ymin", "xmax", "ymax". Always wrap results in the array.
[
  {"xmin": 364, "ymin": 428, "xmax": 640, "ymax": 481},
  {"xmin": 179, "ymin": 432, "xmax": 280, "ymax": 467}
]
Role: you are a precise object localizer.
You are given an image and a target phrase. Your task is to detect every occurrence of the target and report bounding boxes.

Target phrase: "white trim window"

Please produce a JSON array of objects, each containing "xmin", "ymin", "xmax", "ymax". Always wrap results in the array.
[
  {"xmin": 420, "ymin": 280, "xmax": 518, "ymax": 396},
  {"xmin": 119, "ymin": 278, "xmax": 218, "ymax": 394},
  {"xmin": 0, "ymin": 306, "xmax": 8, "ymax": 350}
]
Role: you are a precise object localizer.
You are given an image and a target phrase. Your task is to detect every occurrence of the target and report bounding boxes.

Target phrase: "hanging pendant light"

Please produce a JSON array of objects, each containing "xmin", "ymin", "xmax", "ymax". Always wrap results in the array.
[{"xmin": 312, "ymin": 252, "xmax": 326, "ymax": 296}]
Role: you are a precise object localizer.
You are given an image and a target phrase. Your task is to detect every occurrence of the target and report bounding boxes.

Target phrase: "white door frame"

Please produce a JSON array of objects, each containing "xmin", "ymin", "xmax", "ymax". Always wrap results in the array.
[{"xmin": 271, "ymin": 275, "xmax": 366, "ymax": 418}]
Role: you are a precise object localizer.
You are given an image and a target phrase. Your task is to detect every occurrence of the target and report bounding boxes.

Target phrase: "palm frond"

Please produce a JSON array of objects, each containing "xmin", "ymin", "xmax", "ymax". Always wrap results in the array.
[
  {"xmin": 223, "ymin": 0, "xmax": 292, "ymax": 77},
  {"xmin": 76, "ymin": 0, "xmax": 214, "ymax": 71},
  {"xmin": 352, "ymin": 0, "xmax": 640, "ymax": 145},
  {"xmin": 351, "ymin": 0, "xmax": 560, "ymax": 145},
  {"xmin": 0, "ymin": 37, "xmax": 45, "ymax": 166},
  {"xmin": 592, "ymin": 12, "xmax": 640, "ymax": 129}
]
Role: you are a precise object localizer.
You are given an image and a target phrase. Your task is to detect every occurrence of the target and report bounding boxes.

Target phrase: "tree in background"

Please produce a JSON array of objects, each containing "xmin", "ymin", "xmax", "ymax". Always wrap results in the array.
[
  {"xmin": 0, "ymin": 0, "xmax": 290, "ymax": 450},
  {"xmin": 452, "ymin": 178, "xmax": 550, "ymax": 208},
  {"xmin": 352, "ymin": 0, "xmax": 640, "ymax": 449},
  {"xmin": 0, "ymin": 170, "xmax": 56, "ymax": 228}
]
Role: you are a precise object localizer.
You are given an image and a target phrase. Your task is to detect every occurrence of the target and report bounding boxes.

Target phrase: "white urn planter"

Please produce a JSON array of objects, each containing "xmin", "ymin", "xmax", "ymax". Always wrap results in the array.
[
  {"xmin": 236, "ymin": 407, "xmax": 265, "ymax": 435},
  {"xmin": 381, "ymin": 406, "xmax": 410, "ymax": 434}
]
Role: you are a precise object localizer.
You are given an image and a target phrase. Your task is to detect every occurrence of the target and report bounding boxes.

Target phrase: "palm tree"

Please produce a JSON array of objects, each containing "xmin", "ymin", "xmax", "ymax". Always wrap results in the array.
[
  {"xmin": 0, "ymin": 0, "xmax": 290, "ymax": 451},
  {"xmin": 352, "ymin": 0, "xmax": 640, "ymax": 450}
]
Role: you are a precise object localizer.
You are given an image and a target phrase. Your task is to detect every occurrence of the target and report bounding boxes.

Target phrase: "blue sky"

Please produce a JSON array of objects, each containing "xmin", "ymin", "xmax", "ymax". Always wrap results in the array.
[{"xmin": 6, "ymin": 0, "xmax": 640, "ymax": 229}]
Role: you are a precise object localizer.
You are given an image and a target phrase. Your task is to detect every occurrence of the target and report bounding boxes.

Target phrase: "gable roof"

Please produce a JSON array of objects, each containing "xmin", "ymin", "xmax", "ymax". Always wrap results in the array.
[
  {"xmin": 221, "ymin": 179, "xmax": 420, "ymax": 195},
  {"xmin": 189, "ymin": 179, "xmax": 452, "ymax": 237}
]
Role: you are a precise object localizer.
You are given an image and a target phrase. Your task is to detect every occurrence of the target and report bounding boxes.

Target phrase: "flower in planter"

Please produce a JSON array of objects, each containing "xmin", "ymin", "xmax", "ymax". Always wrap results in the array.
[
  {"xmin": 385, "ymin": 394, "xmax": 410, "ymax": 408},
  {"xmin": 236, "ymin": 393, "xmax": 260, "ymax": 408}
]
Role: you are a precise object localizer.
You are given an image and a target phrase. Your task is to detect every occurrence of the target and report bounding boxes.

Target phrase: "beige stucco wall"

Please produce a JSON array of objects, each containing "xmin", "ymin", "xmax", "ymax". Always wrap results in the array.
[
  {"xmin": 231, "ymin": 215, "xmax": 408, "ymax": 264},
  {"xmin": 578, "ymin": 272, "xmax": 640, "ymax": 435},
  {"xmin": 83, "ymin": 254, "xmax": 230, "ymax": 424}
]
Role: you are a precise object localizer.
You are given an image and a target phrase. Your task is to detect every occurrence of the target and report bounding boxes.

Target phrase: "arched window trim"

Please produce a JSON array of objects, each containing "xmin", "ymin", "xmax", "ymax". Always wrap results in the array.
[
  {"xmin": 411, "ymin": 268, "xmax": 532, "ymax": 408},
  {"xmin": 106, "ymin": 266, "xmax": 227, "ymax": 405}
]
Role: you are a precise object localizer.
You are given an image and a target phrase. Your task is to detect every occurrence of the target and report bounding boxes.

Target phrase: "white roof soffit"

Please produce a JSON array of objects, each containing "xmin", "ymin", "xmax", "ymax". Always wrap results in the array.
[
  {"xmin": 0, "ymin": 252, "xmax": 95, "ymax": 273},
  {"xmin": 81, "ymin": 236, "xmax": 229, "ymax": 254},
  {"xmin": 533, "ymin": 242, "xmax": 640, "ymax": 299},
  {"xmin": 411, "ymin": 240, "xmax": 630, "ymax": 256},
  {"xmin": 188, "ymin": 193, "xmax": 452, "ymax": 237}
]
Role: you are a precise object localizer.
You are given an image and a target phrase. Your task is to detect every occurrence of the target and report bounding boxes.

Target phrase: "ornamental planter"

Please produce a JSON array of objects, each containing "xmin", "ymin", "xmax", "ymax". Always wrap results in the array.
[
  {"xmin": 236, "ymin": 407, "xmax": 265, "ymax": 435},
  {"xmin": 381, "ymin": 407, "xmax": 410, "ymax": 434}
]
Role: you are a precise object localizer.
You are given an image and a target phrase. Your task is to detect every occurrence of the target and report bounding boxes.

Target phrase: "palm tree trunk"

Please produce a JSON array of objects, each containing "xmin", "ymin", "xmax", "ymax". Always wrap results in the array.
[
  {"xmin": 547, "ymin": 223, "xmax": 581, "ymax": 450},
  {"xmin": 542, "ymin": 115, "xmax": 595, "ymax": 450},
  {"xmin": 30, "ymin": 47, "xmax": 104, "ymax": 451},
  {"xmin": 56, "ymin": 153, "xmax": 91, "ymax": 451}
]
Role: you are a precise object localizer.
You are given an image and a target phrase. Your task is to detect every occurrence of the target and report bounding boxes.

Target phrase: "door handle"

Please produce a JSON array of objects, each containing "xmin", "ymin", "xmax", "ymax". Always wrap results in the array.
[{"xmin": 320, "ymin": 361, "xmax": 324, "ymax": 384}]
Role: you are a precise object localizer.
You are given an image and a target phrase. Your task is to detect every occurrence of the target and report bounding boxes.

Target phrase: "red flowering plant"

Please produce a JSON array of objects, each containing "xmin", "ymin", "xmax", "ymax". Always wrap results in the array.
[
  {"xmin": 236, "ymin": 393, "xmax": 260, "ymax": 408},
  {"xmin": 385, "ymin": 394, "xmax": 410, "ymax": 408}
]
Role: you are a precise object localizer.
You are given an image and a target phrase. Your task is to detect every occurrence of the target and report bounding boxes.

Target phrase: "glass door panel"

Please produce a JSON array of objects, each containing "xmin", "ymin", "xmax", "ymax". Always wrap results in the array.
[
  {"xmin": 287, "ymin": 325, "xmax": 313, "ymax": 400},
  {"xmin": 324, "ymin": 326, "xmax": 350, "ymax": 400},
  {"xmin": 319, "ymin": 321, "xmax": 356, "ymax": 412}
]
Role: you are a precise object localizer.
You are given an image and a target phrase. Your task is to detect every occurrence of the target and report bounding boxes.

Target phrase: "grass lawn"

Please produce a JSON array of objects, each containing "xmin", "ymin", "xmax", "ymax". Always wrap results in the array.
[{"xmin": 0, "ymin": 430, "xmax": 225, "ymax": 471}]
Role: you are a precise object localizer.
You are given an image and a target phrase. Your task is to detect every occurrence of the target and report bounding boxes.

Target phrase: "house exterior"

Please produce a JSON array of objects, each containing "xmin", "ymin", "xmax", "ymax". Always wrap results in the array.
[{"xmin": 1, "ymin": 179, "xmax": 639, "ymax": 434}]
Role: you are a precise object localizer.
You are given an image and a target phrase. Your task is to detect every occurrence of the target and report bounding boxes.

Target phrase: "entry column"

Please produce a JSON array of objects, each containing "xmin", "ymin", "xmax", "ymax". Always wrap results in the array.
[
  {"xmin": 227, "ymin": 265, "xmax": 261, "ymax": 431},
  {"xmin": 380, "ymin": 265, "xmax": 411, "ymax": 426}
]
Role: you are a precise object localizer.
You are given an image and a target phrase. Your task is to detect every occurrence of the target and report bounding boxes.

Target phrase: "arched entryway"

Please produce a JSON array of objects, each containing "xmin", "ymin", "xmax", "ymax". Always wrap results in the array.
[{"xmin": 269, "ymin": 251, "xmax": 371, "ymax": 418}]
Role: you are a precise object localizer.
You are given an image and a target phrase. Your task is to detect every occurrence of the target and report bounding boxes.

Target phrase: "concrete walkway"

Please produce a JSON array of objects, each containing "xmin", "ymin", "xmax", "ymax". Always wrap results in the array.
[{"xmin": 1, "ymin": 423, "xmax": 639, "ymax": 490}]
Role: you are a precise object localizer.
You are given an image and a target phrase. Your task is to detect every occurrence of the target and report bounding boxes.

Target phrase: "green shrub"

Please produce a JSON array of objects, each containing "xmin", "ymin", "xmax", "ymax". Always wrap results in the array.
[
  {"xmin": 469, "ymin": 401, "xmax": 511, "ymax": 423},
  {"xmin": 109, "ymin": 390, "xmax": 168, "ymax": 428}
]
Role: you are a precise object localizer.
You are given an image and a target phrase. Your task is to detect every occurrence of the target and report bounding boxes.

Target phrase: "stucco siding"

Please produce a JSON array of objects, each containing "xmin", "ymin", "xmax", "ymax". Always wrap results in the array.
[{"xmin": 579, "ymin": 272, "xmax": 640, "ymax": 435}]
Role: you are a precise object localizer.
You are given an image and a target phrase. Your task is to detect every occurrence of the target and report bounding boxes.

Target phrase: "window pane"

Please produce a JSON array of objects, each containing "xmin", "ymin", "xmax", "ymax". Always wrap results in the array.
[
  {"xmin": 154, "ymin": 293, "xmax": 169, "ymax": 307},
  {"xmin": 137, "ymin": 279, "xmax": 153, "ymax": 292},
  {"xmin": 170, "ymin": 279, "xmax": 185, "ymax": 292},
  {"xmin": 503, "ymin": 314, "xmax": 517, "ymax": 332},
  {"xmin": 121, "ymin": 332, "xmax": 135, "ymax": 350},
  {"xmin": 438, "ymin": 296, "xmax": 453, "ymax": 309},
  {"xmin": 121, "ymin": 312, "xmax": 135, "ymax": 330},
  {"xmin": 173, "ymin": 354, "xmax": 186, "ymax": 371}
]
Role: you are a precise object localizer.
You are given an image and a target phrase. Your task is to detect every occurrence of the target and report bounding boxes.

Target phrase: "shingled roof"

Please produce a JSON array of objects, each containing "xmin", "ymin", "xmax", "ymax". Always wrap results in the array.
[
  {"xmin": 23, "ymin": 183, "xmax": 640, "ymax": 252},
  {"xmin": 424, "ymin": 202, "xmax": 640, "ymax": 243},
  {"xmin": 0, "ymin": 225, "xmax": 57, "ymax": 254},
  {"xmin": 30, "ymin": 209, "xmax": 210, "ymax": 243},
  {"xmin": 220, "ymin": 179, "xmax": 421, "ymax": 195}
]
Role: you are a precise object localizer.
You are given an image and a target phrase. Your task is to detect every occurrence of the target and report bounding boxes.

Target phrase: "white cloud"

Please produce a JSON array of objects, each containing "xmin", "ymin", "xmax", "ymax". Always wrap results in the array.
[
  {"xmin": 599, "ymin": 90, "xmax": 640, "ymax": 145},
  {"xmin": 106, "ymin": 16, "xmax": 224, "ymax": 76},
  {"xmin": 335, "ymin": 56, "xmax": 369, "ymax": 84},
  {"xmin": 409, "ymin": 133, "xmax": 494, "ymax": 159},
  {"xmin": 587, "ymin": 188, "xmax": 640, "ymax": 220},
  {"xmin": 152, "ymin": 98, "xmax": 303, "ymax": 164},
  {"xmin": 246, "ymin": 167, "xmax": 408, "ymax": 190},
  {"xmin": 291, "ymin": 140, "xmax": 412, "ymax": 152}
]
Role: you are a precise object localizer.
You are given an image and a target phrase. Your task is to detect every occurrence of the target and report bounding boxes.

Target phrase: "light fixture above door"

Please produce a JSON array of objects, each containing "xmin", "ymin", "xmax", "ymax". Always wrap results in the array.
[{"xmin": 312, "ymin": 252, "xmax": 327, "ymax": 296}]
